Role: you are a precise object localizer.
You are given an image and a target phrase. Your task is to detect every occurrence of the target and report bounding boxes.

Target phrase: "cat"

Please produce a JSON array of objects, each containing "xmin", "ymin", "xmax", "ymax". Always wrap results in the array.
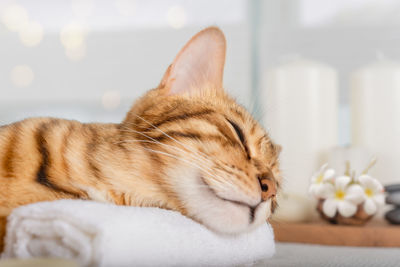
[{"xmin": 0, "ymin": 27, "xmax": 281, "ymax": 251}]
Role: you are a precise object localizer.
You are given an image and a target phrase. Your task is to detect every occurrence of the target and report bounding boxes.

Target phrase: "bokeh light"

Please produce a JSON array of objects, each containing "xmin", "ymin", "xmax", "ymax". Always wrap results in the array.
[
  {"xmin": 10, "ymin": 65, "xmax": 34, "ymax": 88},
  {"xmin": 60, "ymin": 22, "xmax": 86, "ymax": 50},
  {"xmin": 19, "ymin": 21, "xmax": 44, "ymax": 47},
  {"xmin": 1, "ymin": 4, "xmax": 29, "ymax": 32},
  {"xmin": 167, "ymin": 5, "xmax": 186, "ymax": 29},
  {"xmin": 60, "ymin": 22, "xmax": 87, "ymax": 61},
  {"xmin": 102, "ymin": 90, "xmax": 121, "ymax": 110},
  {"xmin": 115, "ymin": 0, "xmax": 136, "ymax": 17}
]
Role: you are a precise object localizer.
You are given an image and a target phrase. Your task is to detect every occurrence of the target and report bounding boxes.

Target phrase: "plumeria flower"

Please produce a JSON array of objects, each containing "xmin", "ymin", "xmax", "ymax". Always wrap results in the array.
[
  {"xmin": 309, "ymin": 164, "xmax": 335, "ymax": 198},
  {"xmin": 320, "ymin": 175, "xmax": 364, "ymax": 218},
  {"xmin": 358, "ymin": 174, "xmax": 385, "ymax": 215}
]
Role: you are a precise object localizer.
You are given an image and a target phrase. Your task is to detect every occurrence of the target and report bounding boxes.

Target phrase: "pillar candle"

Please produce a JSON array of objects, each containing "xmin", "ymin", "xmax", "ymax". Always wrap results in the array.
[
  {"xmin": 262, "ymin": 58, "xmax": 338, "ymax": 220},
  {"xmin": 351, "ymin": 59, "xmax": 400, "ymax": 185}
]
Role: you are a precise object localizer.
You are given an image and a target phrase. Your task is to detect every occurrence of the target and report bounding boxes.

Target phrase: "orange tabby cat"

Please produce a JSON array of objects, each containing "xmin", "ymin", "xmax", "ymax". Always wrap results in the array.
[{"xmin": 0, "ymin": 27, "xmax": 280, "ymax": 250}]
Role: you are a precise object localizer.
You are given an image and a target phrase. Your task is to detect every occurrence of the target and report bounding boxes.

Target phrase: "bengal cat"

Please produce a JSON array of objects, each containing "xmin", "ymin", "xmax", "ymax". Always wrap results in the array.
[{"xmin": 0, "ymin": 27, "xmax": 281, "ymax": 251}]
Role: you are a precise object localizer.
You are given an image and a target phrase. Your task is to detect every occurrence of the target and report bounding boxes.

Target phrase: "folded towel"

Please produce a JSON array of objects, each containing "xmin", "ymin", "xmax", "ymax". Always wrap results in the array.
[{"xmin": 1, "ymin": 200, "xmax": 275, "ymax": 267}]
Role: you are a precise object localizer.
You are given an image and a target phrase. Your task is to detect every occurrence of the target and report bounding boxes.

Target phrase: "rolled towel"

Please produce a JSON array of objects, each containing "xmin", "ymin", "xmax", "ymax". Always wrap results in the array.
[{"xmin": 1, "ymin": 200, "xmax": 275, "ymax": 266}]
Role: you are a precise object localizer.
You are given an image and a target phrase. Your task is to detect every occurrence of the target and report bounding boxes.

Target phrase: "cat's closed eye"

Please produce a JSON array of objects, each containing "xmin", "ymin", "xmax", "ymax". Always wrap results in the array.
[
  {"xmin": 227, "ymin": 119, "xmax": 245, "ymax": 144},
  {"xmin": 227, "ymin": 119, "xmax": 251, "ymax": 160}
]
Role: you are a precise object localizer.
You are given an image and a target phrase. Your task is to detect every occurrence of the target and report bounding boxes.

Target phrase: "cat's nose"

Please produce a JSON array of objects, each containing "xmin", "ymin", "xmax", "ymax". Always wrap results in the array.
[{"xmin": 258, "ymin": 177, "xmax": 277, "ymax": 201}]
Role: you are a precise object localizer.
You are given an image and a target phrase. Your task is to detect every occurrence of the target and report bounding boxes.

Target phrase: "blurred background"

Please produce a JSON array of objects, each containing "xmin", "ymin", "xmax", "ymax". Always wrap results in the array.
[
  {"xmin": 1, "ymin": 0, "xmax": 400, "ymax": 220},
  {"xmin": 0, "ymin": 0, "xmax": 251, "ymax": 124}
]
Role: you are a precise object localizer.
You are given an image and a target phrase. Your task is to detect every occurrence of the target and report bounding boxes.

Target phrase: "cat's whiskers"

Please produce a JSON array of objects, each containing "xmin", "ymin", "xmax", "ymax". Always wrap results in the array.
[
  {"xmin": 120, "ymin": 122, "xmax": 231, "ymax": 186},
  {"xmin": 118, "ymin": 126, "xmax": 216, "ymax": 173},
  {"xmin": 119, "ymin": 125, "xmax": 204, "ymax": 158},
  {"xmin": 123, "ymin": 144, "xmax": 236, "ymax": 192},
  {"xmin": 123, "ymin": 117, "xmax": 230, "ymax": 176},
  {"xmin": 119, "ymin": 125, "xmax": 242, "ymax": 194},
  {"xmin": 117, "ymin": 130, "xmax": 212, "ymax": 168},
  {"xmin": 117, "ymin": 138, "xmax": 217, "ymax": 177},
  {"xmin": 140, "ymin": 146, "xmax": 233, "ymax": 190},
  {"xmin": 114, "ymin": 144, "xmax": 209, "ymax": 192},
  {"xmin": 131, "ymin": 114, "xmax": 212, "ymax": 162},
  {"xmin": 118, "ymin": 134, "xmax": 209, "ymax": 176}
]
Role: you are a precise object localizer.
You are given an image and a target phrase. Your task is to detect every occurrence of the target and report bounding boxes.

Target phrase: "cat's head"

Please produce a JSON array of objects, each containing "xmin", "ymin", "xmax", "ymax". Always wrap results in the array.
[{"xmin": 123, "ymin": 27, "xmax": 281, "ymax": 234}]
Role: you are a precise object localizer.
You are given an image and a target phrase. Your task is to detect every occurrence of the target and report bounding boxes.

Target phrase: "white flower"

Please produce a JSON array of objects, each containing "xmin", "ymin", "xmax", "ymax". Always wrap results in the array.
[
  {"xmin": 320, "ymin": 176, "xmax": 364, "ymax": 218},
  {"xmin": 309, "ymin": 164, "xmax": 335, "ymax": 197},
  {"xmin": 358, "ymin": 175, "xmax": 385, "ymax": 215}
]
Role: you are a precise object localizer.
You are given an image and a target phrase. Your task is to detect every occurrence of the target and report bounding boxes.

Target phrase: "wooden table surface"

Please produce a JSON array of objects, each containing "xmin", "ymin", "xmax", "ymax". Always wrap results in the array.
[{"xmin": 271, "ymin": 219, "xmax": 400, "ymax": 247}]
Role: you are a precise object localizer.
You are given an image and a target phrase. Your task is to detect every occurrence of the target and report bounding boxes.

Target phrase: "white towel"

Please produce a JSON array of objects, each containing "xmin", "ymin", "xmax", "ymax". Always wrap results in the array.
[{"xmin": 1, "ymin": 200, "xmax": 275, "ymax": 267}]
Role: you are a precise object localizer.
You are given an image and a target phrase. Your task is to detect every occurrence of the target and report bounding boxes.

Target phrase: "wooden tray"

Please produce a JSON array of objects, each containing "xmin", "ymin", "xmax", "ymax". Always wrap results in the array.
[{"xmin": 271, "ymin": 220, "xmax": 400, "ymax": 247}]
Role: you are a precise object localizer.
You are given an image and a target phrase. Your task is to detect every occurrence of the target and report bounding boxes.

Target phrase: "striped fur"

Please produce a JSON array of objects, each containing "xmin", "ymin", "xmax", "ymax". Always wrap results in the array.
[{"xmin": 0, "ymin": 27, "xmax": 281, "ymax": 250}]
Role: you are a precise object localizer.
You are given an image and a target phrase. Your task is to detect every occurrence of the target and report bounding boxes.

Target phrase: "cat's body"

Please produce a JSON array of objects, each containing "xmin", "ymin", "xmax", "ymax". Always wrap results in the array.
[
  {"xmin": 0, "ymin": 27, "xmax": 280, "ymax": 251},
  {"xmin": 0, "ymin": 118, "xmax": 166, "ymax": 210}
]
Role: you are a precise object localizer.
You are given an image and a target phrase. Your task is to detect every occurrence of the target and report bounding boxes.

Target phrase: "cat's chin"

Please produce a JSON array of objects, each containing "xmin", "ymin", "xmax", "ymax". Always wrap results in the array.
[
  {"xmin": 169, "ymin": 166, "xmax": 271, "ymax": 235},
  {"xmin": 198, "ymin": 176, "xmax": 271, "ymax": 234},
  {"xmin": 199, "ymin": 198, "xmax": 272, "ymax": 235}
]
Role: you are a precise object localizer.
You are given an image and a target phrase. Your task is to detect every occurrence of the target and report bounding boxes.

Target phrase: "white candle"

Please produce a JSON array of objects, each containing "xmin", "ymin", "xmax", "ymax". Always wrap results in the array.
[
  {"xmin": 351, "ymin": 59, "xmax": 400, "ymax": 185},
  {"xmin": 262, "ymin": 58, "xmax": 338, "ymax": 199}
]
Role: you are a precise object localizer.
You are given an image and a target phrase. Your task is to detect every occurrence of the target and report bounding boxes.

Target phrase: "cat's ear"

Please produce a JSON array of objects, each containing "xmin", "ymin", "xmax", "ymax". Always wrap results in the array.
[{"xmin": 158, "ymin": 27, "xmax": 226, "ymax": 95}]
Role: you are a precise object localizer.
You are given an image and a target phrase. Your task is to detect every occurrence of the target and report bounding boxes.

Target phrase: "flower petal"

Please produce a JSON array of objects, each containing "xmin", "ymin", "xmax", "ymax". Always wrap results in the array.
[
  {"xmin": 338, "ymin": 201, "xmax": 357, "ymax": 217},
  {"xmin": 358, "ymin": 175, "xmax": 375, "ymax": 188},
  {"xmin": 345, "ymin": 184, "xmax": 365, "ymax": 204},
  {"xmin": 318, "ymin": 183, "xmax": 335, "ymax": 199},
  {"xmin": 359, "ymin": 175, "xmax": 384, "ymax": 193},
  {"xmin": 323, "ymin": 169, "xmax": 335, "ymax": 181},
  {"xmin": 370, "ymin": 178, "xmax": 383, "ymax": 193},
  {"xmin": 311, "ymin": 164, "xmax": 327, "ymax": 182},
  {"xmin": 335, "ymin": 175, "xmax": 351, "ymax": 190},
  {"xmin": 364, "ymin": 198, "xmax": 377, "ymax": 215},
  {"xmin": 322, "ymin": 198, "xmax": 337, "ymax": 218}
]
